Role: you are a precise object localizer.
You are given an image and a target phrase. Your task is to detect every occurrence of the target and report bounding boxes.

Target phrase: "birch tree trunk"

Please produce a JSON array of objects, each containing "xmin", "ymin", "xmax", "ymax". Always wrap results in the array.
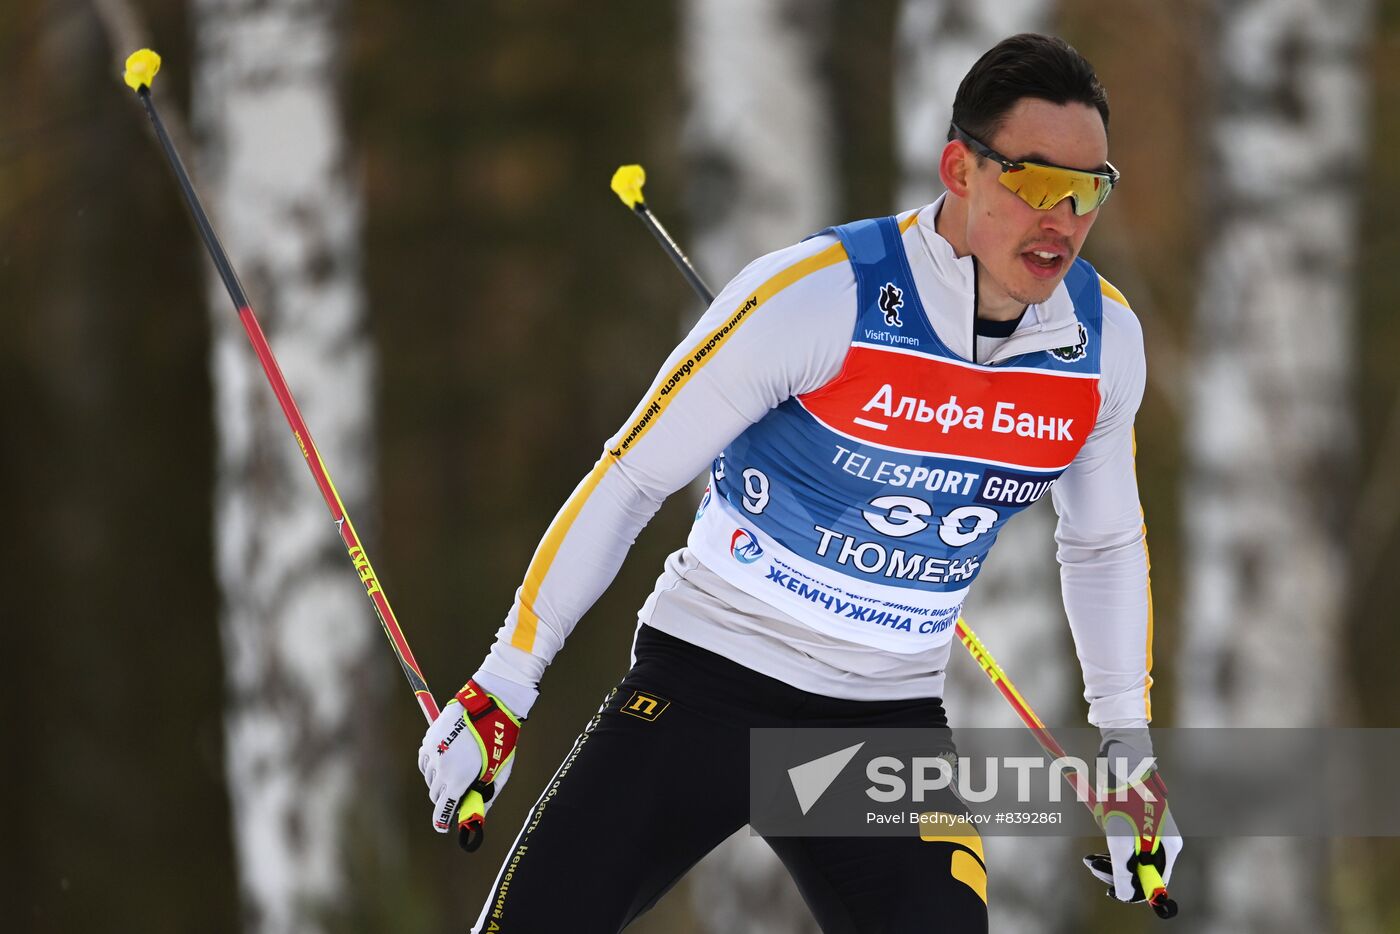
[
  {"xmin": 894, "ymin": 0, "xmax": 1052, "ymax": 209},
  {"xmin": 894, "ymin": 4, "xmax": 1081, "ymax": 933},
  {"xmin": 681, "ymin": 0, "xmax": 837, "ymax": 316},
  {"xmin": 681, "ymin": 2, "xmax": 834, "ymax": 930},
  {"xmin": 1180, "ymin": 1, "xmax": 1371, "ymax": 931},
  {"xmin": 194, "ymin": 2, "xmax": 384, "ymax": 931}
]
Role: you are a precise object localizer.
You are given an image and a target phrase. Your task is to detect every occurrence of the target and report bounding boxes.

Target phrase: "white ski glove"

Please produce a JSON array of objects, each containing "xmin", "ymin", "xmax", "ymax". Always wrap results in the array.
[
  {"xmin": 1082, "ymin": 763, "xmax": 1182, "ymax": 917},
  {"xmin": 418, "ymin": 672, "xmax": 531, "ymax": 851}
]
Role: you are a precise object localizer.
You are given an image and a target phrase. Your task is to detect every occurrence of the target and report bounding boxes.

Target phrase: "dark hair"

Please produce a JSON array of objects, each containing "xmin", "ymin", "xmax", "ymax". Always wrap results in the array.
[{"xmin": 948, "ymin": 34, "xmax": 1109, "ymax": 144}]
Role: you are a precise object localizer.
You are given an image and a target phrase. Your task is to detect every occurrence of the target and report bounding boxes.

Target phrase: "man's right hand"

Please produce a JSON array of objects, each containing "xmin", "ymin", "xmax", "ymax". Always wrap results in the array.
[{"xmin": 418, "ymin": 678, "xmax": 523, "ymax": 851}]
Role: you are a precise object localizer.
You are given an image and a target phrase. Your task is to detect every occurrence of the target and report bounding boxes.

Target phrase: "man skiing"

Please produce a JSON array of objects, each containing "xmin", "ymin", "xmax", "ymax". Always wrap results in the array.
[{"xmin": 419, "ymin": 33, "xmax": 1180, "ymax": 933}]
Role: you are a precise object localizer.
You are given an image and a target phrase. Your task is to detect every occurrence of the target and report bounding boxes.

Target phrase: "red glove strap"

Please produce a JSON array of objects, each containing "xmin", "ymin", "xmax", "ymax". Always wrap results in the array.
[
  {"xmin": 455, "ymin": 679, "xmax": 497, "ymax": 719},
  {"xmin": 1096, "ymin": 769, "xmax": 1169, "ymax": 853},
  {"xmin": 455, "ymin": 679, "xmax": 521, "ymax": 785}
]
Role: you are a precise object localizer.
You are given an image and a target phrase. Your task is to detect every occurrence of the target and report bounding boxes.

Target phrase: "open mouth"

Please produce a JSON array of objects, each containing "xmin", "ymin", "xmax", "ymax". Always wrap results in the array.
[{"xmin": 1021, "ymin": 248, "xmax": 1066, "ymax": 279}]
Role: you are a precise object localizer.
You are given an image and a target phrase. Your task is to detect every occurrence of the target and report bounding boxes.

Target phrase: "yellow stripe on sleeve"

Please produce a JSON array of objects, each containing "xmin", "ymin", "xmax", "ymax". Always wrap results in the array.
[
  {"xmin": 1131, "ymin": 428, "xmax": 1154, "ymax": 719},
  {"xmin": 607, "ymin": 238, "xmax": 849, "ymax": 460},
  {"xmin": 1099, "ymin": 275, "xmax": 1130, "ymax": 309},
  {"xmin": 510, "ymin": 238, "xmax": 851, "ymax": 654},
  {"xmin": 511, "ymin": 452, "xmax": 613, "ymax": 652}
]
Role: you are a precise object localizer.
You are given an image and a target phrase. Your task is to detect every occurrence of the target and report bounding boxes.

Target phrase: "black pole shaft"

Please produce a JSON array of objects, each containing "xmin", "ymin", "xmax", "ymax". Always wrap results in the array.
[
  {"xmin": 137, "ymin": 87, "xmax": 250, "ymax": 311},
  {"xmin": 635, "ymin": 204, "xmax": 714, "ymax": 305}
]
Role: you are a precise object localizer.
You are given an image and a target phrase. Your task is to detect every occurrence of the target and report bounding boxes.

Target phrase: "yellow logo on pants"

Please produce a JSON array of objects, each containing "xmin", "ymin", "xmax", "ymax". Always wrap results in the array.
[{"xmin": 621, "ymin": 691, "xmax": 671, "ymax": 721}]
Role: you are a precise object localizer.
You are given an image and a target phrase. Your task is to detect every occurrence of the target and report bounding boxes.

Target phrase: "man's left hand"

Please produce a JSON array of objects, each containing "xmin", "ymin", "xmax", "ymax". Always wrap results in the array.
[{"xmin": 1082, "ymin": 766, "xmax": 1182, "ymax": 906}]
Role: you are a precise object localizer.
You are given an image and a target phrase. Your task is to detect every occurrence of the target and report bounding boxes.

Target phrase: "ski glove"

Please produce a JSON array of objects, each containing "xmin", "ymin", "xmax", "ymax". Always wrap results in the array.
[
  {"xmin": 418, "ymin": 678, "xmax": 523, "ymax": 852},
  {"xmin": 1083, "ymin": 765, "xmax": 1182, "ymax": 917}
]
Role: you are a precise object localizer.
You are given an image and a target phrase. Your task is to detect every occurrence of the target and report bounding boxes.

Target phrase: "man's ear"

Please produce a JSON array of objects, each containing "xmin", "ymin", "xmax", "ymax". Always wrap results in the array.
[{"xmin": 939, "ymin": 140, "xmax": 972, "ymax": 198}]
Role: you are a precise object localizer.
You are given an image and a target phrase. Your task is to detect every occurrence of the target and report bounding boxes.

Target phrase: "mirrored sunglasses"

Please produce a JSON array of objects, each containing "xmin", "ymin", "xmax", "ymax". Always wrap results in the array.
[{"xmin": 952, "ymin": 124, "xmax": 1119, "ymax": 217}]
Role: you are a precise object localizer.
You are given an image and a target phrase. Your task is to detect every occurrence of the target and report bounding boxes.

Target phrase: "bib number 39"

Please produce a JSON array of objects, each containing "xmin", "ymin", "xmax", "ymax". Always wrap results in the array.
[{"xmin": 863, "ymin": 496, "xmax": 997, "ymax": 547}]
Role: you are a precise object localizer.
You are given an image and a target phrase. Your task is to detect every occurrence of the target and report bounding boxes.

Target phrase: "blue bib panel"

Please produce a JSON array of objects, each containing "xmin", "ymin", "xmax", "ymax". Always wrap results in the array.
[{"xmin": 688, "ymin": 216, "xmax": 1104, "ymax": 652}]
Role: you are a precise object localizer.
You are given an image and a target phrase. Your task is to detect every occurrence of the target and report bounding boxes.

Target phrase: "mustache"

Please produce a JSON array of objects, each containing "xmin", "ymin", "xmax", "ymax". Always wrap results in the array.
[{"xmin": 1018, "ymin": 237, "xmax": 1075, "ymax": 256}]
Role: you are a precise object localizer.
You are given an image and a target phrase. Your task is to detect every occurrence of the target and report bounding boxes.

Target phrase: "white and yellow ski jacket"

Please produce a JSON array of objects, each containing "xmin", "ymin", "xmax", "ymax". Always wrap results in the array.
[{"xmin": 476, "ymin": 195, "xmax": 1154, "ymax": 730}]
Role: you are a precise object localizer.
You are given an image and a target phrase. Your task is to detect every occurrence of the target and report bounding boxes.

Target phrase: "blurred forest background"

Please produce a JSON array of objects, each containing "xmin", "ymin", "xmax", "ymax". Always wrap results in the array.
[{"xmin": 3, "ymin": 0, "xmax": 1400, "ymax": 932}]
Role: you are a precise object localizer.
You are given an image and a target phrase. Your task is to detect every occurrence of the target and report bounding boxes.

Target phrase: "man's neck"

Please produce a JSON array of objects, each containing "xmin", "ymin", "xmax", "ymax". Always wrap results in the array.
[{"xmin": 933, "ymin": 196, "xmax": 1029, "ymax": 322}]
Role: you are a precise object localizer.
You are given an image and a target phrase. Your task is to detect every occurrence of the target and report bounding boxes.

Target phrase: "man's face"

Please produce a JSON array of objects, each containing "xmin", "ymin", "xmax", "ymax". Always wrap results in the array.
[{"xmin": 956, "ymin": 98, "xmax": 1109, "ymax": 307}]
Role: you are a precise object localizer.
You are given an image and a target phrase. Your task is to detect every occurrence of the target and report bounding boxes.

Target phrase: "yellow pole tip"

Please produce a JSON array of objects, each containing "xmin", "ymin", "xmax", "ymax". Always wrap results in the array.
[
  {"xmin": 124, "ymin": 49, "xmax": 161, "ymax": 92},
  {"xmin": 610, "ymin": 164, "xmax": 646, "ymax": 208},
  {"xmin": 458, "ymin": 789, "xmax": 485, "ymax": 821}
]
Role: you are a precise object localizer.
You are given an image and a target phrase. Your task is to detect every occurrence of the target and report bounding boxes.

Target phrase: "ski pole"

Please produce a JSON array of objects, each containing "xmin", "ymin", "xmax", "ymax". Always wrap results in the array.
[
  {"xmin": 611, "ymin": 165, "xmax": 716, "ymax": 305},
  {"xmin": 611, "ymin": 164, "xmax": 1178, "ymax": 920},
  {"xmin": 123, "ymin": 48, "xmax": 437, "ymax": 720},
  {"xmin": 122, "ymin": 50, "xmax": 495, "ymax": 838},
  {"xmin": 957, "ymin": 621, "xmax": 1177, "ymax": 919}
]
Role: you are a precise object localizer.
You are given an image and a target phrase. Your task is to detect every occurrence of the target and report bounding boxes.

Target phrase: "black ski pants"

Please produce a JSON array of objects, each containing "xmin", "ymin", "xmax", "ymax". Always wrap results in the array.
[{"xmin": 472, "ymin": 625, "xmax": 989, "ymax": 933}]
